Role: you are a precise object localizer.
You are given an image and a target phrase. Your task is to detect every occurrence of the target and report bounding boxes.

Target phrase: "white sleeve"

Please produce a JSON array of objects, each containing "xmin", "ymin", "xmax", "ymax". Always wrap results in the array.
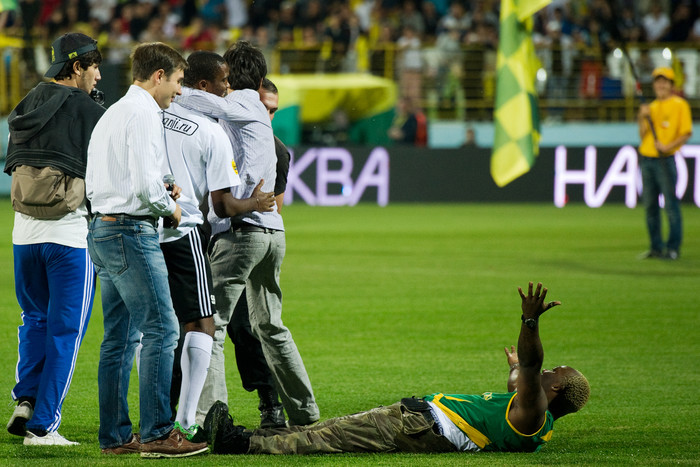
[
  {"xmin": 177, "ymin": 87, "xmax": 256, "ymax": 123},
  {"xmin": 128, "ymin": 111, "xmax": 176, "ymax": 216},
  {"xmin": 205, "ymin": 123, "xmax": 241, "ymax": 192}
]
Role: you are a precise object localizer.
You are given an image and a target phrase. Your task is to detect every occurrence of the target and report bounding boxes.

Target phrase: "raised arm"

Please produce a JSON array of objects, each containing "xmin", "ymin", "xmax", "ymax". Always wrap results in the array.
[
  {"xmin": 176, "ymin": 87, "xmax": 257, "ymax": 123},
  {"xmin": 507, "ymin": 282, "xmax": 561, "ymax": 434}
]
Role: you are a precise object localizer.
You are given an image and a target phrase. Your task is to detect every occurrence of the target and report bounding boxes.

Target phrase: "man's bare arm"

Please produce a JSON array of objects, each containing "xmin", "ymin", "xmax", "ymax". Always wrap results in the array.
[
  {"xmin": 505, "ymin": 345, "xmax": 519, "ymax": 393},
  {"xmin": 210, "ymin": 180, "xmax": 275, "ymax": 218},
  {"xmin": 508, "ymin": 282, "xmax": 560, "ymax": 434}
]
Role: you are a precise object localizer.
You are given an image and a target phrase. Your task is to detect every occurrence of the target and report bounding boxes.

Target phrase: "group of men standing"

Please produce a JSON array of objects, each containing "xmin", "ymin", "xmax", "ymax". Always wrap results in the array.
[
  {"xmin": 4, "ymin": 32, "xmax": 317, "ymax": 457},
  {"xmin": 2, "ymin": 27, "xmax": 689, "ymax": 459}
]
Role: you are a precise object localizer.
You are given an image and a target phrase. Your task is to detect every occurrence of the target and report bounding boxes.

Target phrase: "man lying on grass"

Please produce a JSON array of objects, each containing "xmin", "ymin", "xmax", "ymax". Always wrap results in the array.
[{"xmin": 204, "ymin": 282, "xmax": 590, "ymax": 454}]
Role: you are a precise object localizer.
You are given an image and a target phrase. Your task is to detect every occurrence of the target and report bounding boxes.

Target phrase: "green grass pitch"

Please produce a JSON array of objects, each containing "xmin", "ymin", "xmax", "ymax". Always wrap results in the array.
[{"xmin": 0, "ymin": 201, "xmax": 699, "ymax": 465}]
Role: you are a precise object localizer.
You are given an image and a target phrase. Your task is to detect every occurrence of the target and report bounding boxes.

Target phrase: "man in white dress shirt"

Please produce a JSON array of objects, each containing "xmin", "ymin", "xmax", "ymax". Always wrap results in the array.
[
  {"xmin": 159, "ymin": 50, "xmax": 275, "ymax": 439},
  {"xmin": 177, "ymin": 41, "xmax": 320, "ymax": 427},
  {"xmin": 85, "ymin": 42, "xmax": 207, "ymax": 458}
]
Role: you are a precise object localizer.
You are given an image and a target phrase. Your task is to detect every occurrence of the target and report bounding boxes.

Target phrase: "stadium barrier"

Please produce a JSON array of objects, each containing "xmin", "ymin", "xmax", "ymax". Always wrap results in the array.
[
  {"xmin": 283, "ymin": 145, "xmax": 700, "ymax": 207},
  {"xmin": 0, "ymin": 143, "xmax": 698, "ymax": 206}
]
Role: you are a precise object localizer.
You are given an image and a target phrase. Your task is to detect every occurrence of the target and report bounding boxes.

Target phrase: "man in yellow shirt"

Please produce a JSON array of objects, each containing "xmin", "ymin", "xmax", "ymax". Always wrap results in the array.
[{"xmin": 637, "ymin": 67, "xmax": 692, "ymax": 260}]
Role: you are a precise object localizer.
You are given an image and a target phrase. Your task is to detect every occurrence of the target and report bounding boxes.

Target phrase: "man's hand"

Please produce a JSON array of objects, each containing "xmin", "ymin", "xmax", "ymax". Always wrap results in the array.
[
  {"xmin": 505, "ymin": 345, "xmax": 519, "ymax": 392},
  {"xmin": 518, "ymin": 282, "xmax": 560, "ymax": 320},
  {"xmin": 164, "ymin": 181, "xmax": 182, "ymax": 201},
  {"xmin": 170, "ymin": 184, "xmax": 182, "ymax": 200},
  {"xmin": 168, "ymin": 204, "xmax": 182, "ymax": 229},
  {"xmin": 504, "ymin": 345, "xmax": 518, "ymax": 367},
  {"xmin": 251, "ymin": 179, "xmax": 275, "ymax": 212},
  {"xmin": 638, "ymin": 103, "xmax": 650, "ymax": 119}
]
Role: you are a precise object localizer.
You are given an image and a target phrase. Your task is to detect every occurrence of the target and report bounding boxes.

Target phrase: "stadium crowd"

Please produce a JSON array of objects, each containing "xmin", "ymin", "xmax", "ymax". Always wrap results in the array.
[{"xmin": 1, "ymin": 1, "xmax": 698, "ymax": 65}]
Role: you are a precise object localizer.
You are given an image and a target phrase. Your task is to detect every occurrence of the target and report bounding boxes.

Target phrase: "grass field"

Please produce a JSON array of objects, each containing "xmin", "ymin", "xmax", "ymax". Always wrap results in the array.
[{"xmin": 1, "ymin": 200, "xmax": 699, "ymax": 466}]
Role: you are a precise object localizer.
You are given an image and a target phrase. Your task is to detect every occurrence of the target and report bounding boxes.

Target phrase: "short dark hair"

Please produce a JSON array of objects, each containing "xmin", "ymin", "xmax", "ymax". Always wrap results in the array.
[
  {"xmin": 131, "ymin": 42, "xmax": 187, "ymax": 82},
  {"xmin": 223, "ymin": 40, "xmax": 267, "ymax": 91},
  {"xmin": 53, "ymin": 50, "xmax": 103, "ymax": 81},
  {"xmin": 260, "ymin": 78, "xmax": 278, "ymax": 95},
  {"xmin": 183, "ymin": 51, "xmax": 226, "ymax": 88},
  {"xmin": 549, "ymin": 370, "xmax": 590, "ymax": 418}
]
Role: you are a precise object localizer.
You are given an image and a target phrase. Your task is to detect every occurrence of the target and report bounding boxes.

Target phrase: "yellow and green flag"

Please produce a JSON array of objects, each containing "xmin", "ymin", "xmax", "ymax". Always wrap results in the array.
[{"xmin": 491, "ymin": 0, "xmax": 550, "ymax": 187}]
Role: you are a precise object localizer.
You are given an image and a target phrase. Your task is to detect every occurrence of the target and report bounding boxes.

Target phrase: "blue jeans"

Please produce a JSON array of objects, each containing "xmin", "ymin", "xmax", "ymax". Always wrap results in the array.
[
  {"xmin": 87, "ymin": 215, "xmax": 179, "ymax": 448},
  {"xmin": 12, "ymin": 243, "xmax": 94, "ymax": 433},
  {"xmin": 639, "ymin": 155, "xmax": 683, "ymax": 252},
  {"xmin": 196, "ymin": 229, "xmax": 319, "ymax": 426}
]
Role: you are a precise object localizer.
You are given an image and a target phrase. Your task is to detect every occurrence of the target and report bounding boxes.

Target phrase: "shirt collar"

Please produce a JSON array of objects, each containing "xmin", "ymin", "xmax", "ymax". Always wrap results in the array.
[{"xmin": 127, "ymin": 84, "xmax": 162, "ymax": 114}]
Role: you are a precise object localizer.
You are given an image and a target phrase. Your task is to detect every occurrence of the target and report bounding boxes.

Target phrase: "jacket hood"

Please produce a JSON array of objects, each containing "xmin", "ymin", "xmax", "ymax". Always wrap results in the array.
[{"xmin": 9, "ymin": 83, "xmax": 76, "ymax": 144}]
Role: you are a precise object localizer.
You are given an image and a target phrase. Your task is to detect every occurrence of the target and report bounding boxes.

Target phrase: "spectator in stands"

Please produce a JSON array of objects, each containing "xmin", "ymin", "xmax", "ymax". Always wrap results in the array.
[
  {"xmin": 182, "ymin": 17, "xmax": 217, "ymax": 51},
  {"xmin": 618, "ymin": 6, "xmax": 639, "ymax": 42},
  {"xmin": 276, "ymin": 1, "xmax": 297, "ymax": 46},
  {"xmin": 139, "ymin": 16, "xmax": 167, "ymax": 43},
  {"xmin": 463, "ymin": 10, "xmax": 497, "ymax": 49},
  {"xmin": 545, "ymin": 15, "xmax": 574, "ymax": 103},
  {"xmin": 461, "ymin": 126, "xmax": 476, "ymax": 147},
  {"xmin": 388, "ymin": 97, "xmax": 427, "ymax": 146},
  {"xmin": 199, "ymin": 0, "xmax": 226, "ymax": 27},
  {"xmin": 437, "ymin": 1, "xmax": 470, "ymax": 37},
  {"xmin": 399, "ymin": 0, "xmax": 425, "ymax": 38},
  {"xmin": 421, "ymin": 0, "xmax": 440, "ymax": 41},
  {"xmin": 157, "ymin": 2, "xmax": 183, "ymax": 40},
  {"xmin": 224, "ymin": 0, "xmax": 249, "ymax": 29},
  {"xmin": 396, "ymin": 25, "xmax": 423, "ymax": 102},
  {"xmin": 690, "ymin": 14, "xmax": 700, "ymax": 42},
  {"xmin": 322, "ymin": 7, "xmax": 352, "ymax": 72},
  {"xmin": 665, "ymin": 1, "xmax": 695, "ymax": 42},
  {"xmin": 87, "ymin": 0, "xmax": 115, "ymax": 27},
  {"xmin": 298, "ymin": 0, "xmax": 325, "ymax": 34},
  {"xmin": 642, "ymin": 1, "xmax": 670, "ymax": 42},
  {"xmin": 433, "ymin": 22, "xmax": 462, "ymax": 106},
  {"xmin": 127, "ymin": 2, "xmax": 153, "ymax": 41},
  {"xmin": 353, "ymin": 0, "xmax": 375, "ymax": 34}
]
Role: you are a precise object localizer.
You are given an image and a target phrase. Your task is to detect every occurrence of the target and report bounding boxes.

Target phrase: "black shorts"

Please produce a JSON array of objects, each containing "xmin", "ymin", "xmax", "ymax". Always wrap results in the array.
[{"xmin": 161, "ymin": 225, "xmax": 216, "ymax": 324}]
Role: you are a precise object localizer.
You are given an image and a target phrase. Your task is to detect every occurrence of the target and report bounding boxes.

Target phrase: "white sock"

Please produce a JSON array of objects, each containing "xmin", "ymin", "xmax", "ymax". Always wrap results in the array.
[
  {"xmin": 134, "ymin": 335, "xmax": 143, "ymax": 376},
  {"xmin": 175, "ymin": 331, "xmax": 213, "ymax": 428}
]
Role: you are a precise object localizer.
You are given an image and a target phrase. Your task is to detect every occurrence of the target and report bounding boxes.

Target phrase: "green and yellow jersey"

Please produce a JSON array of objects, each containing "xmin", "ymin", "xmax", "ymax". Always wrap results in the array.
[{"xmin": 423, "ymin": 391, "xmax": 554, "ymax": 452}]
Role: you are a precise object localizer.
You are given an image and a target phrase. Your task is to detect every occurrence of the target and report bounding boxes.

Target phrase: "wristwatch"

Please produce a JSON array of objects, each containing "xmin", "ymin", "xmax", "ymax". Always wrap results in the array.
[{"xmin": 521, "ymin": 315, "xmax": 538, "ymax": 329}]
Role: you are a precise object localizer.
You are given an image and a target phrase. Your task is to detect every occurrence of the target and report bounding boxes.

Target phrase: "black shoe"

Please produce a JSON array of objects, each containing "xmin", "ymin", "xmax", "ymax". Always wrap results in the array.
[
  {"xmin": 7, "ymin": 401, "xmax": 33, "ymax": 437},
  {"xmin": 259, "ymin": 405, "xmax": 286, "ymax": 429},
  {"xmin": 204, "ymin": 401, "xmax": 251, "ymax": 454},
  {"xmin": 638, "ymin": 250, "xmax": 663, "ymax": 259},
  {"xmin": 203, "ymin": 401, "xmax": 228, "ymax": 445}
]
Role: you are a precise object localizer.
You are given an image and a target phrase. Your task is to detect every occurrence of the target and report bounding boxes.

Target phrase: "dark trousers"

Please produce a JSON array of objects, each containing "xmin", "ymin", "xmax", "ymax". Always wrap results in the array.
[{"xmin": 226, "ymin": 290, "xmax": 276, "ymax": 399}]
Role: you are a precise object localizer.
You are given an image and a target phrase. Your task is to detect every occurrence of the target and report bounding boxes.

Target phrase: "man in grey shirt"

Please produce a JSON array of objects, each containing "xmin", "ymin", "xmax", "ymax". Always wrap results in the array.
[{"xmin": 177, "ymin": 41, "xmax": 319, "ymax": 427}]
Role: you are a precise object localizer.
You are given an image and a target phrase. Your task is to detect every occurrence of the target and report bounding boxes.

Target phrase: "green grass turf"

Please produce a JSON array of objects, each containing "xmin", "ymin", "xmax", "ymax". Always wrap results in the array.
[{"xmin": 0, "ymin": 201, "xmax": 699, "ymax": 466}]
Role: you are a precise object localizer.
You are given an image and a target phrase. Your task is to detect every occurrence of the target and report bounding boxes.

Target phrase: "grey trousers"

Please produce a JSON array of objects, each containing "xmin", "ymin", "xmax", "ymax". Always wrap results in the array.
[
  {"xmin": 249, "ymin": 402, "xmax": 457, "ymax": 454},
  {"xmin": 196, "ymin": 229, "xmax": 319, "ymax": 425}
]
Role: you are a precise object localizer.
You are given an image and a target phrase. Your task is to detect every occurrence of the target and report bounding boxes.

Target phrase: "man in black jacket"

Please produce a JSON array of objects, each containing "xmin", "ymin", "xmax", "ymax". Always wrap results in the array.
[{"xmin": 4, "ymin": 32, "xmax": 105, "ymax": 446}]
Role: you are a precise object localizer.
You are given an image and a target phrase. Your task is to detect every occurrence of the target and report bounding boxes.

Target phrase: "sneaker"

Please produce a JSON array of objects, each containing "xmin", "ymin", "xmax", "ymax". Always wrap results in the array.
[
  {"xmin": 140, "ymin": 427, "xmax": 208, "ymax": 458},
  {"xmin": 638, "ymin": 250, "xmax": 663, "ymax": 259},
  {"xmin": 665, "ymin": 250, "xmax": 679, "ymax": 260},
  {"xmin": 204, "ymin": 401, "xmax": 251, "ymax": 454},
  {"xmin": 101, "ymin": 434, "xmax": 141, "ymax": 455},
  {"xmin": 7, "ymin": 401, "xmax": 33, "ymax": 436},
  {"xmin": 174, "ymin": 422, "xmax": 207, "ymax": 443},
  {"xmin": 259, "ymin": 405, "xmax": 286, "ymax": 429},
  {"xmin": 24, "ymin": 430, "xmax": 79, "ymax": 446}
]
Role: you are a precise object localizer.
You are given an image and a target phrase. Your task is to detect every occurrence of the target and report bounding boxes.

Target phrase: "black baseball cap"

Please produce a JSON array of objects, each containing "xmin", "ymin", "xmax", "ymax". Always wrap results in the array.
[{"xmin": 45, "ymin": 32, "xmax": 98, "ymax": 78}]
